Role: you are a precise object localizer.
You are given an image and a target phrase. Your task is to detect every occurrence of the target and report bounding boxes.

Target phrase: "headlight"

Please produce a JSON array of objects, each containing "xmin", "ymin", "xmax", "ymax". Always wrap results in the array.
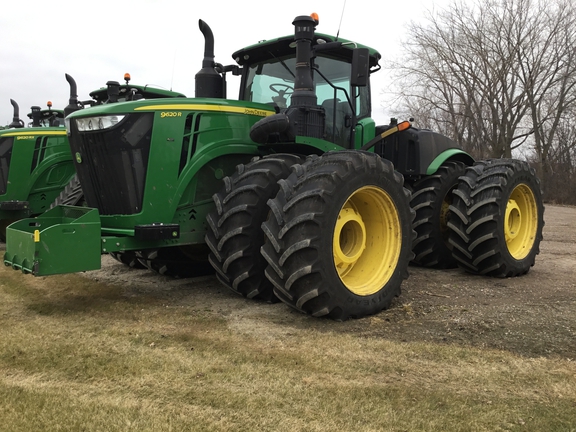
[{"xmin": 75, "ymin": 115, "xmax": 126, "ymax": 132}]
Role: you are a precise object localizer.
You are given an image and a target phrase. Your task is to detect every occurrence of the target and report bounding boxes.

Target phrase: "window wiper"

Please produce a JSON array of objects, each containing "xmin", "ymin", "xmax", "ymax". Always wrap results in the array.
[{"xmin": 268, "ymin": 51, "xmax": 295, "ymax": 79}]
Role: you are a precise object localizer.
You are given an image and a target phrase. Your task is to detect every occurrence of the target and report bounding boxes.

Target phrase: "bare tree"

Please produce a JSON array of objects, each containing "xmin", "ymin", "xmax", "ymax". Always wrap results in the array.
[
  {"xmin": 516, "ymin": 1, "xmax": 576, "ymax": 181},
  {"xmin": 537, "ymin": 104, "xmax": 576, "ymax": 204},
  {"xmin": 389, "ymin": 0, "xmax": 576, "ymax": 188}
]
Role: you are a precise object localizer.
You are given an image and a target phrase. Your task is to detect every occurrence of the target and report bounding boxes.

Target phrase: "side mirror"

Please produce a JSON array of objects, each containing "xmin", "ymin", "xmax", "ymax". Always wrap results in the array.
[{"xmin": 351, "ymin": 48, "xmax": 369, "ymax": 87}]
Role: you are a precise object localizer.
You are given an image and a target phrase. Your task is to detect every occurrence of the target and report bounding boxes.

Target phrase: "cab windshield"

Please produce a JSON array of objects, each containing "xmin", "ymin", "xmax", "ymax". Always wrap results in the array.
[{"xmin": 242, "ymin": 54, "xmax": 369, "ymax": 117}]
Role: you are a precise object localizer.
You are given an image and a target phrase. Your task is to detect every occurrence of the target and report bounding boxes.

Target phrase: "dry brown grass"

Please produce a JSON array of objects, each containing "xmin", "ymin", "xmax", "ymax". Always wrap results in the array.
[{"xmin": 1, "ymin": 253, "xmax": 576, "ymax": 432}]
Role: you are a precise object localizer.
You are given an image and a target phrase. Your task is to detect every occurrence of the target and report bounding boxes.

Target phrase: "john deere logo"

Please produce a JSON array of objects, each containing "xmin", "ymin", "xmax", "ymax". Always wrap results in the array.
[{"xmin": 75, "ymin": 152, "xmax": 82, "ymax": 163}]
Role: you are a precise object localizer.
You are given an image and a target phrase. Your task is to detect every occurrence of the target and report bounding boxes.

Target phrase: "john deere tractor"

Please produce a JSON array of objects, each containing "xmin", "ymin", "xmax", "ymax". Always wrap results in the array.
[
  {"xmin": 0, "ymin": 98, "xmax": 75, "ymax": 241},
  {"xmin": 0, "ymin": 74, "xmax": 186, "ymax": 243},
  {"xmin": 4, "ymin": 14, "xmax": 544, "ymax": 320},
  {"xmin": 54, "ymin": 74, "xmax": 187, "ymax": 268},
  {"xmin": 54, "ymin": 73, "xmax": 186, "ymax": 210}
]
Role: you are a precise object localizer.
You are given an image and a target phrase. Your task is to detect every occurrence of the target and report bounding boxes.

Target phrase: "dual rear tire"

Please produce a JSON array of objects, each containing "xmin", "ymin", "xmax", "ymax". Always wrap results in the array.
[
  {"xmin": 406, "ymin": 158, "xmax": 544, "ymax": 277},
  {"xmin": 407, "ymin": 161, "xmax": 467, "ymax": 269},
  {"xmin": 448, "ymin": 159, "xmax": 544, "ymax": 277}
]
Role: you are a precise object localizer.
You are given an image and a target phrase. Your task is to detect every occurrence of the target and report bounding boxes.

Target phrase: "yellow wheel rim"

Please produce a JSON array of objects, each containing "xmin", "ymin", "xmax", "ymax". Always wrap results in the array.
[
  {"xmin": 505, "ymin": 183, "xmax": 538, "ymax": 260},
  {"xmin": 333, "ymin": 186, "xmax": 402, "ymax": 296}
]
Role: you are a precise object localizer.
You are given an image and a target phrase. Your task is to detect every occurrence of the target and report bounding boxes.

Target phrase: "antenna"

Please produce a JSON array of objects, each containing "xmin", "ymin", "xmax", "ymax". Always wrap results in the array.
[
  {"xmin": 336, "ymin": 0, "xmax": 347, "ymax": 41},
  {"xmin": 170, "ymin": 47, "xmax": 177, "ymax": 91}
]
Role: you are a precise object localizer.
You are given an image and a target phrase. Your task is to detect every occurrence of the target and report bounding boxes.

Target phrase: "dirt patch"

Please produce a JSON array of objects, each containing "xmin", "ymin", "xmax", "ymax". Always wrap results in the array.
[{"xmin": 3, "ymin": 205, "xmax": 575, "ymax": 359}]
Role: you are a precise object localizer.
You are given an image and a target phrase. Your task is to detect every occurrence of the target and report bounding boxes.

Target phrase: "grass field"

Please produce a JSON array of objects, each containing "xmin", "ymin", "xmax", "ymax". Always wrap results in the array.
[{"xmin": 1, "ymin": 246, "xmax": 576, "ymax": 431}]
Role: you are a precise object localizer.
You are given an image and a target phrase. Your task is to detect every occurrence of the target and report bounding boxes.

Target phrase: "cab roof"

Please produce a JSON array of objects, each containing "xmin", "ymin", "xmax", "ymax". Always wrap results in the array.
[
  {"xmin": 89, "ymin": 85, "xmax": 185, "ymax": 104},
  {"xmin": 232, "ymin": 33, "xmax": 381, "ymax": 68}
]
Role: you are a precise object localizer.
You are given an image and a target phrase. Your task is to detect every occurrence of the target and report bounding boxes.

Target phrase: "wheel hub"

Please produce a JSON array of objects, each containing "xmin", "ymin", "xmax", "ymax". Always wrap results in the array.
[
  {"xmin": 332, "ymin": 186, "xmax": 401, "ymax": 296},
  {"xmin": 504, "ymin": 199, "xmax": 522, "ymax": 242},
  {"xmin": 334, "ymin": 205, "xmax": 367, "ymax": 278},
  {"xmin": 505, "ymin": 184, "xmax": 538, "ymax": 260}
]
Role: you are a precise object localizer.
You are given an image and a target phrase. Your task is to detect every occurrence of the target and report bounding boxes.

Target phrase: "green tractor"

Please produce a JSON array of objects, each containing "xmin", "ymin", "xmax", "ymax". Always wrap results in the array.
[
  {"xmin": 53, "ymin": 74, "xmax": 187, "ymax": 210},
  {"xmin": 53, "ymin": 73, "xmax": 187, "ymax": 268},
  {"xmin": 0, "ymin": 98, "xmax": 75, "ymax": 241},
  {"xmin": 4, "ymin": 14, "xmax": 544, "ymax": 320},
  {"xmin": 0, "ymin": 74, "xmax": 186, "ymax": 243}
]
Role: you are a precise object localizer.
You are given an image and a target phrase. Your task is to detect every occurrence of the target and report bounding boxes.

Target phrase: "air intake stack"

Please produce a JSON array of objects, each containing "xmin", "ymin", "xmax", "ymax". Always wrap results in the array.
[
  {"xmin": 29, "ymin": 106, "xmax": 42, "ymax": 127},
  {"xmin": 291, "ymin": 15, "xmax": 317, "ymax": 108},
  {"xmin": 250, "ymin": 14, "xmax": 326, "ymax": 144}
]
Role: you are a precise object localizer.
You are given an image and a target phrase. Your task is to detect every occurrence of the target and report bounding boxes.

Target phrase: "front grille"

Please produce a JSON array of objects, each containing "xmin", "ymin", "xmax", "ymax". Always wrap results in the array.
[
  {"xmin": 0, "ymin": 137, "xmax": 14, "ymax": 195},
  {"xmin": 68, "ymin": 113, "xmax": 153, "ymax": 215}
]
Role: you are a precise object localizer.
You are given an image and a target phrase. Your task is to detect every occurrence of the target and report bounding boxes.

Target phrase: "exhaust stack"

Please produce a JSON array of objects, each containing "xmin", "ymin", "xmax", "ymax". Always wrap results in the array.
[
  {"xmin": 195, "ymin": 20, "xmax": 224, "ymax": 98},
  {"xmin": 106, "ymin": 81, "xmax": 120, "ymax": 103},
  {"xmin": 8, "ymin": 99, "xmax": 24, "ymax": 128},
  {"xmin": 64, "ymin": 73, "xmax": 83, "ymax": 116}
]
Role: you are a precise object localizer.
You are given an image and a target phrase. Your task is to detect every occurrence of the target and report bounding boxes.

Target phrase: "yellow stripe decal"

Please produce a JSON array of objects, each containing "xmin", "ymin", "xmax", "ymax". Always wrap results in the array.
[
  {"xmin": 379, "ymin": 126, "xmax": 399, "ymax": 140},
  {"xmin": 2, "ymin": 130, "xmax": 67, "ymax": 137},
  {"xmin": 134, "ymin": 104, "xmax": 275, "ymax": 117}
]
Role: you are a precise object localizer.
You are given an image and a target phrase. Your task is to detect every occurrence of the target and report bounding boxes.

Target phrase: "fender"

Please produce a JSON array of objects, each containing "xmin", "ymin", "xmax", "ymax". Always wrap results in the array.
[{"xmin": 426, "ymin": 149, "xmax": 475, "ymax": 175}]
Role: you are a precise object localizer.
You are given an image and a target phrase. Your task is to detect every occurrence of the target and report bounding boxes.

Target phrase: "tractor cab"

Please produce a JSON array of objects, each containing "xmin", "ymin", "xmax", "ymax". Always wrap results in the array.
[
  {"xmin": 233, "ymin": 16, "xmax": 380, "ymax": 149},
  {"xmin": 27, "ymin": 102, "xmax": 65, "ymax": 128}
]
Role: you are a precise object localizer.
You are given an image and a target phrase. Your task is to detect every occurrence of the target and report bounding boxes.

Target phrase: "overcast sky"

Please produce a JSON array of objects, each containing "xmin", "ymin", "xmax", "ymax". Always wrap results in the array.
[{"xmin": 1, "ymin": 0, "xmax": 450, "ymax": 126}]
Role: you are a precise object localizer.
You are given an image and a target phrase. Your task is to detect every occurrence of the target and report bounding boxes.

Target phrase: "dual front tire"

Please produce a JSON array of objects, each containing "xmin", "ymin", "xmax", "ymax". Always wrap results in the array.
[
  {"xmin": 407, "ymin": 161, "xmax": 467, "ymax": 269},
  {"xmin": 205, "ymin": 154, "xmax": 305, "ymax": 301},
  {"xmin": 207, "ymin": 151, "xmax": 415, "ymax": 319}
]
